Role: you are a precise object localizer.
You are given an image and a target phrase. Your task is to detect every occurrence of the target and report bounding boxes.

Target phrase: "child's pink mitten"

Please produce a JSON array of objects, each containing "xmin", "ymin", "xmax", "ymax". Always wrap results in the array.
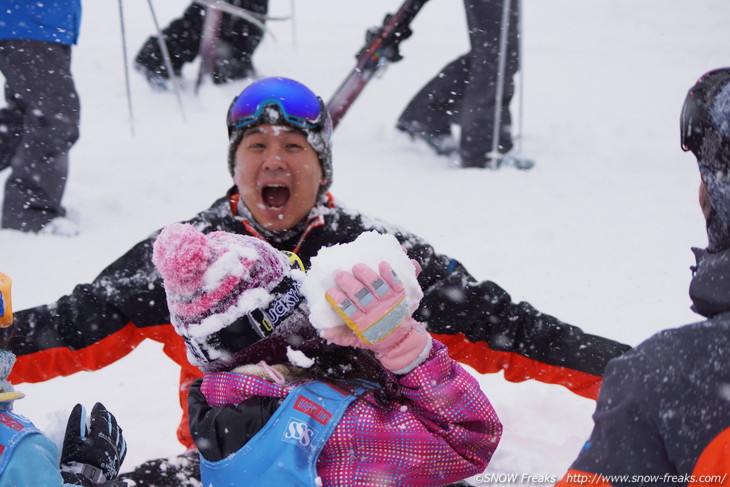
[{"xmin": 323, "ymin": 262, "xmax": 432, "ymax": 374}]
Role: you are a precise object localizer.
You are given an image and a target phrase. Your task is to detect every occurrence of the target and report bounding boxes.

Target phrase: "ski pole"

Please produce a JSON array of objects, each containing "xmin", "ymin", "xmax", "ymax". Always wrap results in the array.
[
  {"xmin": 194, "ymin": 6, "xmax": 223, "ymax": 94},
  {"xmin": 192, "ymin": 0, "xmax": 270, "ymax": 35},
  {"xmin": 146, "ymin": 0, "xmax": 187, "ymax": 122},
  {"xmin": 489, "ymin": 0, "xmax": 512, "ymax": 169},
  {"xmin": 290, "ymin": 0, "xmax": 297, "ymax": 51},
  {"xmin": 117, "ymin": 0, "xmax": 135, "ymax": 136},
  {"xmin": 191, "ymin": 0, "xmax": 283, "ymax": 51},
  {"xmin": 516, "ymin": 0, "xmax": 524, "ymax": 155}
]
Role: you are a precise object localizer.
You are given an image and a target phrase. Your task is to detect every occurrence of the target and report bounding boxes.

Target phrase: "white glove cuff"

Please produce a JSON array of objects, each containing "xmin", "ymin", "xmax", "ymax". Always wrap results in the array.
[
  {"xmin": 61, "ymin": 461, "xmax": 107, "ymax": 484},
  {"xmin": 390, "ymin": 334, "xmax": 433, "ymax": 375}
]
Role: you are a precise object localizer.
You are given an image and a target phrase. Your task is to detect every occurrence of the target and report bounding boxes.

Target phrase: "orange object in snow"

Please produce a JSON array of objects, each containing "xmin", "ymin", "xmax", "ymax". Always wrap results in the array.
[{"xmin": 0, "ymin": 273, "xmax": 12, "ymax": 327}]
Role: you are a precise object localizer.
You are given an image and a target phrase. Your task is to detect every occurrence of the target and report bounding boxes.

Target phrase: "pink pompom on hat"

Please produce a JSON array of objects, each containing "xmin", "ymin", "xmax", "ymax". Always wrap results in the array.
[{"xmin": 152, "ymin": 223, "xmax": 304, "ymax": 370}]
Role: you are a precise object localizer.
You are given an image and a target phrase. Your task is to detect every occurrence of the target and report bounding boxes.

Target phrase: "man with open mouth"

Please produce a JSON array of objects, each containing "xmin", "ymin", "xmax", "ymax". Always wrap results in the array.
[
  {"xmin": 5, "ymin": 76, "xmax": 631, "ymax": 487},
  {"xmin": 234, "ymin": 123, "xmax": 325, "ymax": 233}
]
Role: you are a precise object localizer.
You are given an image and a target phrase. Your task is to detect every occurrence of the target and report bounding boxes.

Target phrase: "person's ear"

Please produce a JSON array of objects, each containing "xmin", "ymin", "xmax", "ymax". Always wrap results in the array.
[{"xmin": 700, "ymin": 179, "xmax": 712, "ymax": 220}]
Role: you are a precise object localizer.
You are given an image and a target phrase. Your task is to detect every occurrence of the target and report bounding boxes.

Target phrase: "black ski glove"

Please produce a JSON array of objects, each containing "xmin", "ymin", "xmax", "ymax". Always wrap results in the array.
[
  {"xmin": 61, "ymin": 402, "xmax": 127, "ymax": 485},
  {"xmin": 60, "ymin": 472, "xmax": 128, "ymax": 487}
]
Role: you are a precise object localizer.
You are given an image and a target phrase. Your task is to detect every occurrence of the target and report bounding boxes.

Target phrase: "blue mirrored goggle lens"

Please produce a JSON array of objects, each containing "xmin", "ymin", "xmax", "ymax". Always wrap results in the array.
[{"xmin": 228, "ymin": 77, "xmax": 323, "ymax": 130}]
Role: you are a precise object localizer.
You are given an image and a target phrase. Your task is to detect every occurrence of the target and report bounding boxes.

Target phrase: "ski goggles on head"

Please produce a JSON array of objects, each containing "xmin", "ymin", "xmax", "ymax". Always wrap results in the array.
[{"xmin": 227, "ymin": 77, "xmax": 327, "ymax": 135}]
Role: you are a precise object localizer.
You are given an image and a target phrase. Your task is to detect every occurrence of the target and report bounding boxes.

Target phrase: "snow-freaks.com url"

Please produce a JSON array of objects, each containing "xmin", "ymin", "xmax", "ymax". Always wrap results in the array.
[
  {"xmin": 472, "ymin": 472, "xmax": 729, "ymax": 484},
  {"xmin": 562, "ymin": 472, "xmax": 728, "ymax": 485}
]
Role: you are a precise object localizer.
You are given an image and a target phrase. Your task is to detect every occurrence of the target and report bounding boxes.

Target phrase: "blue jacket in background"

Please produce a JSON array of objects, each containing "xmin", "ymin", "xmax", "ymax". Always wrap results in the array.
[{"xmin": 0, "ymin": 0, "xmax": 82, "ymax": 45}]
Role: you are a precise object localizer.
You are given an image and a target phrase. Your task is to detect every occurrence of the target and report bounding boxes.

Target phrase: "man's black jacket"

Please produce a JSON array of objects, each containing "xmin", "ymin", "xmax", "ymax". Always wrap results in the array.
[{"xmin": 6, "ymin": 190, "xmax": 630, "ymax": 447}]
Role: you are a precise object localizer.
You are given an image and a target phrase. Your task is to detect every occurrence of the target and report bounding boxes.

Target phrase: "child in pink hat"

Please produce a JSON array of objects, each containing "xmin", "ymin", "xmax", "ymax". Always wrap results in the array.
[{"xmin": 153, "ymin": 223, "xmax": 502, "ymax": 486}]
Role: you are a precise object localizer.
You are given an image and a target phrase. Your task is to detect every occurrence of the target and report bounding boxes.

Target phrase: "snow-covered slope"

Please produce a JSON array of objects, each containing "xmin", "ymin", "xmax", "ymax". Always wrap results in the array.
[{"xmin": 1, "ymin": 0, "xmax": 727, "ymax": 482}]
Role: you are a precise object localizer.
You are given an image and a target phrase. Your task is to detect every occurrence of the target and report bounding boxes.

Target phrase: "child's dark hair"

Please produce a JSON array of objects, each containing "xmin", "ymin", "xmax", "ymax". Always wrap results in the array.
[
  {"xmin": 208, "ymin": 307, "xmax": 403, "ymax": 404},
  {"xmin": 305, "ymin": 341, "xmax": 402, "ymax": 404}
]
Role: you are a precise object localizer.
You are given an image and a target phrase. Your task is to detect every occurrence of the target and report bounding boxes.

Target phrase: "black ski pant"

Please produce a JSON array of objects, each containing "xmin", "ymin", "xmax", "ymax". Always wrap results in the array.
[
  {"xmin": 135, "ymin": 0, "xmax": 268, "ymax": 80},
  {"xmin": 0, "ymin": 40, "xmax": 80, "ymax": 232},
  {"xmin": 117, "ymin": 449, "xmax": 471, "ymax": 487},
  {"xmin": 118, "ymin": 450, "xmax": 200, "ymax": 487},
  {"xmin": 398, "ymin": 0, "xmax": 520, "ymax": 166}
]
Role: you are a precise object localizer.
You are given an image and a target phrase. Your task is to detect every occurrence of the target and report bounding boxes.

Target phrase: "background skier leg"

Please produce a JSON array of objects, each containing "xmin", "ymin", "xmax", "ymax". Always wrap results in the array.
[
  {"xmin": 213, "ymin": 0, "xmax": 268, "ymax": 83},
  {"xmin": 135, "ymin": 0, "xmax": 269, "ymax": 89},
  {"xmin": 134, "ymin": 3, "xmax": 205, "ymax": 89},
  {"xmin": 117, "ymin": 450, "xmax": 200, "ymax": 487},
  {"xmin": 0, "ymin": 40, "xmax": 79, "ymax": 233},
  {"xmin": 459, "ymin": 0, "xmax": 519, "ymax": 168},
  {"xmin": 396, "ymin": 55, "xmax": 467, "ymax": 156}
]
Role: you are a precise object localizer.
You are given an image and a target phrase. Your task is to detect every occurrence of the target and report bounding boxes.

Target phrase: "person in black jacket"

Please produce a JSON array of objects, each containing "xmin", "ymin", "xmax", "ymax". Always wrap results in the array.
[
  {"xmin": 397, "ymin": 0, "xmax": 520, "ymax": 168},
  {"xmin": 3, "ymin": 76, "xmax": 630, "ymax": 486},
  {"xmin": 134, "ymin": 0, "xmax": 268, "ymax": 88},
  {"xmin": 556, "ymin": 67, "xmax": 730, "ymax": 486}
]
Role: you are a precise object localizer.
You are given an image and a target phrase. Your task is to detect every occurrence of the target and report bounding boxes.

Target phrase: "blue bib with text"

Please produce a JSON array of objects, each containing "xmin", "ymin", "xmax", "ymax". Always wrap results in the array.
[
  {"xmin": 200, "ymin": 381, "xmax": 364, "ymax": 487},
  {"xmin": 0, "ymin": 411, "xmax": 39, "ymax": 474}
]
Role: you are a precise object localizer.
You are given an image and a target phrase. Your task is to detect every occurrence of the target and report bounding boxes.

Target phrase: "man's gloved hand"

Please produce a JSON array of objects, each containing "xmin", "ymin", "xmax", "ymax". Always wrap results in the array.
[
  {"xmin": 323, "ymin": 261, "xmax": 432, "ymax": 374},
  {"xmin": 61, "ymin": 402, "xmax": 127, "ymax": 485}
]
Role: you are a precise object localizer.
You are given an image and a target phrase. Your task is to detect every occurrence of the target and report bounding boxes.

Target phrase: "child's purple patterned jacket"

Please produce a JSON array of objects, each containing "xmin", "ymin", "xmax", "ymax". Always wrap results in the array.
[{"xmin": 201, "ymin": 340, "xmax": 502, "ymax": 486}]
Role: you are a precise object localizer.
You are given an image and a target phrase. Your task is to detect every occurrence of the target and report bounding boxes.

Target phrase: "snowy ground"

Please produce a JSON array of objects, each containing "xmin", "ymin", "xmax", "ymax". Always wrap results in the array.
[{"xmin": 1, "ymin": 0, "xmax": 728, "ymax": 484}]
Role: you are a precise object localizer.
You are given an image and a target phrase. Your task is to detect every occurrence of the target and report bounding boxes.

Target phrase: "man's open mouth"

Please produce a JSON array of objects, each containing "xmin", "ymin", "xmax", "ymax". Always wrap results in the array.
[{"xmin": 262, "ymin": 184, "xmax": 290, "ymax": 210}]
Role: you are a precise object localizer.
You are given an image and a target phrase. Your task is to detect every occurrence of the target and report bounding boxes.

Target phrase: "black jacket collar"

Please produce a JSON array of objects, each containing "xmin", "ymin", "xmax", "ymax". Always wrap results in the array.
[{"xmin": 689, "ymin": 246, "xmax": 730, "ymax": 317}]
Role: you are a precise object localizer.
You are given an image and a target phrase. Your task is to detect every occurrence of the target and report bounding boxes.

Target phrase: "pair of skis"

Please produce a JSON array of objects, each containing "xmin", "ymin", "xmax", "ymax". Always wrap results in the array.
[{"xmin": 325, "ymin": 0, "xmax": 429, "ymax": 129}]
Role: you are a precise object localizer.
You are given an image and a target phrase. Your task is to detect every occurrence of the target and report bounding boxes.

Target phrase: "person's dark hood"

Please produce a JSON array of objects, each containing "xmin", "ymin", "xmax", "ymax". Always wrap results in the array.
[{"xmin": 689, "ymin": 246, "xmax": 730, "ymax": 317}]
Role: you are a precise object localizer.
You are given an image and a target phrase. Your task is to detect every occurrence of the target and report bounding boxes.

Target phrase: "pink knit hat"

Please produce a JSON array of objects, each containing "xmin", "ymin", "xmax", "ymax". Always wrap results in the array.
[{"xmin": 152, "ymin": 223, "xmax": 305, "ymax": 370}]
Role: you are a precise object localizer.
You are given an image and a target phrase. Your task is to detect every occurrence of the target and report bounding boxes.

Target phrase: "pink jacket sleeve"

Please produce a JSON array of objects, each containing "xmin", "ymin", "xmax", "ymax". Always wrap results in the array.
[{"xmin": 397, "ymin": 339, "xmax": 503, "ymax": 472}]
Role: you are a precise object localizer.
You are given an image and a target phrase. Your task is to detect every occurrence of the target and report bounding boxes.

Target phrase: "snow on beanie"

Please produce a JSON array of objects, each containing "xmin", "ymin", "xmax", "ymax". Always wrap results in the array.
[{"xmin": 152, "ymin": 223, "xmax": 307, "ymax": 370}]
